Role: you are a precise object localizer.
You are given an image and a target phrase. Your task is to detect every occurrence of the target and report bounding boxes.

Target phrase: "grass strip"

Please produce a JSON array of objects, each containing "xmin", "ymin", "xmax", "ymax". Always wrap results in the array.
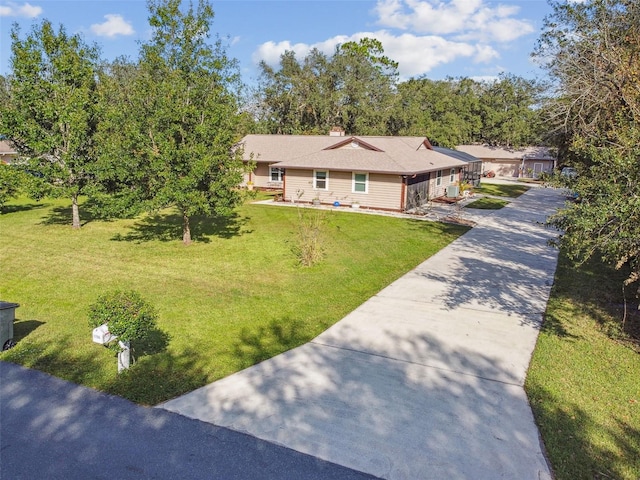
[
  {"xmin": 464, "ymin": 197, "xmax": 509, "ymax": 209},
  {"xmin": 526, "ymin": 252, "xmax": 640, "ymax": 480},
  {"xmin": 475, "ymin": 183, "xmax": 530, "ymax": 197}
]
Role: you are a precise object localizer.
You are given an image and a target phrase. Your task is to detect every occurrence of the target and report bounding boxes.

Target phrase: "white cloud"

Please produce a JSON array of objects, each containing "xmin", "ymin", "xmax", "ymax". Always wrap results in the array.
[
  {"xmin": 373, "ymin": 0, "xmax": 533, "ymax": 42},
  {"xmin": 252, "ymin": 0, "xmax": 539, "ymax": 80},
  {"xmin": 90, "ymin": 14, "xmax": 134, "ymax": 38},
  {"xmin": 253, "ymin": 30, "xmax": 499, "ymax": 80},
  {"xmin": 0, "ymin": 2, "xmax": 42, "ymax": 18}
]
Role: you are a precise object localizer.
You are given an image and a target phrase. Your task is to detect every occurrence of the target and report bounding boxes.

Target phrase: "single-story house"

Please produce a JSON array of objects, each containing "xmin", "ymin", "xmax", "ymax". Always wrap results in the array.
[
  {"xmin": 239, "ymin": 133, "xmax": 482, "ymax": 212},
  {"xmin": 456, "ymin": 145, "xmax": 556, "ymax": 178},
  {"xmin": 0, "ymin": 140, "xmax": 18, "ymax": 164}
]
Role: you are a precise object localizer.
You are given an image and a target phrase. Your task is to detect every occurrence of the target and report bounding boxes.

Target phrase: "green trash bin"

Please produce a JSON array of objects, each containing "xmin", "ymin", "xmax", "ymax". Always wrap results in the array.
[{"xmin": 0, "ymin": 301, "xmax": 19, "ymax": 350}]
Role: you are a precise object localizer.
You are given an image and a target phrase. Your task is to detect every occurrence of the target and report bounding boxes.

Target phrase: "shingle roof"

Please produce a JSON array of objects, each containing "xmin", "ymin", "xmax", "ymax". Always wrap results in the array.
[
  {"xmin": 456, "ymin": 144, "xmax": 555, "ymax": 160},
  {"xmin": 239, "ymin": 134, "xmax": 471, "ymax": 175}
]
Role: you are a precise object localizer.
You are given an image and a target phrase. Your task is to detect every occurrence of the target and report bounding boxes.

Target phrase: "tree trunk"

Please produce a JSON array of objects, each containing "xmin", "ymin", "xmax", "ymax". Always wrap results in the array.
[
  {"xmin": 71, "ymin": 194, "xmax": 81, "ymax": 229},
  {"xmin": 182, "ymin": 212, "xmax": 192, "ymax": 245}
]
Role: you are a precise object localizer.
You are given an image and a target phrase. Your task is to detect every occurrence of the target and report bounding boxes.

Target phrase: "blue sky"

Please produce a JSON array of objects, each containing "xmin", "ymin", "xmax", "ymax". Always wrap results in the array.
[{"xmin": 0, "ymin": 0, "xmax": 555, "ymax": 83}]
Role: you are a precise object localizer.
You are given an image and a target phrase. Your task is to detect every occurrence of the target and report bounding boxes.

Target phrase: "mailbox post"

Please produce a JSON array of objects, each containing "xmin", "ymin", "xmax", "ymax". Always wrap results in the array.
[{"xmin": 92, "ymin": 324, "xmax": 130, "ymax": 373}]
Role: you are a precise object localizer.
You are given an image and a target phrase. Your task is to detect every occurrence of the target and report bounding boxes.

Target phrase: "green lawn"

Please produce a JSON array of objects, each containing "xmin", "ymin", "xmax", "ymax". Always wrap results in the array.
[
  {"xmin": 0, "ymin": 196, "xmax": 468, "ymax": 404},
  {"xmin": 527, "ymin": 253, "xmax": 640, "ymax": 479},
  {"xmin": 475, "ymin": 182, "xmax": 530, "ymax": 197},
  {"xmin": 464, "ymin": 197, "xmax": 509, "ymax": 209}
]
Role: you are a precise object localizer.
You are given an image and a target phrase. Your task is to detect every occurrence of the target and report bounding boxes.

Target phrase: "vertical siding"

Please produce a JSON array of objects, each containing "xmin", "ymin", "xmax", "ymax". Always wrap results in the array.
[{"xmin": 283, "ymin": 169, "xmax": 403, "ymax": 210}]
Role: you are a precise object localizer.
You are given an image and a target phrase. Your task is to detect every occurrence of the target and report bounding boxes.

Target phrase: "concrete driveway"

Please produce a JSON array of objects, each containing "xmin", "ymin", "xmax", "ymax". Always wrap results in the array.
[{"xmin": 160, "ymin": 186, "xmax": 565, "ymax": 479}]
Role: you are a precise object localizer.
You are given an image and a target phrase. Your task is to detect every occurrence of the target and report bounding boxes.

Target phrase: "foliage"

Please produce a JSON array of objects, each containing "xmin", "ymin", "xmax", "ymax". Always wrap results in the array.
[
  {"xmin": 253, "ymin": 37, "xmax": 399, "ymax": 135},
  {"xmin": 88, "ymin": 290, "xmax": 158, "ymax": 351},
  {"xmin": 293, "ymin": 208, "xmax": 327, "ymax": 266},
  {"xmin": 549, "ymin": 140, "xmax": 640, "ymax": 290},
  {"xmin": 0, "ymin": 20, "xmax": 100, "ymax": 228},
  {"xmin": 477, "ymin": 74, "xmax": 545, "ymax": 147},
  {"xmin": 0, "ymin": 164, "xmax": 26, "ymax": 210},
  {"xmin": 253, "ymin": 46, "xmax": 544, "ymax": 146},
  {"xmin": 391, "ymin": 77, "xmax": 482, "ymax": 146},
  {"xmin": 536, "ymin": 0, "xmax": 640, "ymax": 295},
  {"xmin": 96, "ymin": 0, "xmax": 249, "ymax": 244}
]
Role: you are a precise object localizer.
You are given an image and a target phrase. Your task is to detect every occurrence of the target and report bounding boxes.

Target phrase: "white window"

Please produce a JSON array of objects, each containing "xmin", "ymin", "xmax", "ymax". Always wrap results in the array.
[
  {"xmin": 450, "ymin": 168, "xmax": 456, "ymax": 183},
  {"xmin": 352, "ymin": 172, "xmax": 368, "ymax": 193},
  {"xmin": 270, "ymin": 167, "xmax": 284, "ymax": 182},
  {"xmin": 436, "ymin": 170, "xmax": 442, "ymax": 186},
  {"xmin": 314, "ymin": 170, "xmax": 328, "ymax": 190}
]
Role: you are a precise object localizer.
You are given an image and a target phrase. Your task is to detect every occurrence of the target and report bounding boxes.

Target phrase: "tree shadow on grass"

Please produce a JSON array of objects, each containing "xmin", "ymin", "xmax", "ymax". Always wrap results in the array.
[
  {"xmin": 528, "ymin": 382, "xmax": 640, "ymax": 480},
  {"xmin": 39, "ymin": 199, "xmax": 108, "ymax": 227},
  {"xmin": 1, "ymin": 202, "xmax": 49, "ymax": 215},
  {"xmin": 554, "ymin": 252, "xmax": 640, "ymax": 344},
  {"xmin": 1, "ymin": 329, "xmax": 206, "ymax": 406},
  {"xmin": 233, "ymin": 317, "xmax": 310, "ymax": 370},
  {"xmin": 111, "ymin": 211, "xmax": 250, "ymax": 243},
  {"xmin": 134, "ymin": 327, "xmax": 171, "ymax": 357},
  {"xmin": 102, "ymin": 347, "xmax": 210, "ymax": 405}
]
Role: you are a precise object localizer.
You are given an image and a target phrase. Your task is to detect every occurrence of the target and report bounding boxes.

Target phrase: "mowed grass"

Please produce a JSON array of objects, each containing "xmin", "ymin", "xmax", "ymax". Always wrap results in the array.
[
  {"xmin": 464, "ymin": 197, "xmax": 509, "ymax": 209},
  {"xmin": 0, "ymin": 197, "xmax": 468, "ymax": 405},
  {"xmin": 475, "ymin": 182, "xmax": 530, "ymax": 197},
  {"xmin": 526, "ymin": 252, "xmax": 640, "ymax": 479}
]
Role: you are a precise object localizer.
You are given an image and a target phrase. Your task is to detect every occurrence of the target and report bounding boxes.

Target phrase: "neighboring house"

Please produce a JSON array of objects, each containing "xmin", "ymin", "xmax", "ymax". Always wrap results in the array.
[
  {"xmin": 239, "ymin": 133, "xmax": 482, "ymax": 212},
  {"xmin": 0, "ymin": 140, "xmax": 18, "ymax": 164},
  {"xmin": 456, "ymin": 145, "xmax": 556, "ymax": 178}
]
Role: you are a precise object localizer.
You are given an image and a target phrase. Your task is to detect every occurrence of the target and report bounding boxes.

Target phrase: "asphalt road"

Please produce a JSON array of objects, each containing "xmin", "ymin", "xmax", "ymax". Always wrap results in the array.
[{"xmin": 0, "ymin": 361, "xmax": 379, "ymax": 480}]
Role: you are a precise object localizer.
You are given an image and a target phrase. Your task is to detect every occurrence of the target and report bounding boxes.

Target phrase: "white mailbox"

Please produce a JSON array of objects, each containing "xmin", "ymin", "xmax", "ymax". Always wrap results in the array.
[{"xmin": 92, "ymin": 324, "xmax": 117, "ymax": 344}]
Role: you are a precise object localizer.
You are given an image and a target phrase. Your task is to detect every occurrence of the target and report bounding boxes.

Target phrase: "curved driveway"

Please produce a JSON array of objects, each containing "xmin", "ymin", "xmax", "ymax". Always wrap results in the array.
[{"xmin": 160, "ymin": 186, "xmax": 566, "ymax": 479}]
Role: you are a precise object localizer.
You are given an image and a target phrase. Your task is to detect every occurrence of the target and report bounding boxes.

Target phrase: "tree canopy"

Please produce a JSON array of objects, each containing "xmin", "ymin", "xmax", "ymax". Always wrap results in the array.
[
  {"xmin": 97, "ymin": 0, "xmax": 249, "ymax": 244},
  {"xmin": 536, "ymin": 0, "xmax": 640, "ymax": 295},
  {"xmin": 0, "ymin": 20, "xmax": 100, "ymax": 228},
  {"xmin": 252, "ymin": 46, "xmax": 544, "ymax": 147}
]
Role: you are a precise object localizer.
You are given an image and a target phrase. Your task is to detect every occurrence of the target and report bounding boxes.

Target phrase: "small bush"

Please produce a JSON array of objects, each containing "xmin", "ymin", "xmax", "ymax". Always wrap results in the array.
[{"xmin": 88, "ymin": 290, "xmax": 157, "ymax": 349}]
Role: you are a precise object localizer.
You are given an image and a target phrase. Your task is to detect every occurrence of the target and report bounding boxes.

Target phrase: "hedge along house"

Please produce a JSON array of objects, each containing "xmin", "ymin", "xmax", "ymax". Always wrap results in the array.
[
  {"xmin": 456, "ymin": 144, "xmax": 556, "ymax": 179},
  {"xmin": 239, "ymin": 134, "xmax": 480, "ymax": 212}
]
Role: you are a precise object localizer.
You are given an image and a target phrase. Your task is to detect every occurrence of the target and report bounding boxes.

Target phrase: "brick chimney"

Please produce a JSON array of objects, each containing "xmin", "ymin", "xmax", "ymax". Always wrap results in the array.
[{"xmin": 329, "ymin": 126, "xmax": 345, "ymax": 137}]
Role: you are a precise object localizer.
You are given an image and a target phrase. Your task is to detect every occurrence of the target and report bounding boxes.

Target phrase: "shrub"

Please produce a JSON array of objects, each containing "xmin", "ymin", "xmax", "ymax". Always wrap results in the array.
[{"xmin": 88, "ymin": 290, "xmax": 157, "ymax": 350}]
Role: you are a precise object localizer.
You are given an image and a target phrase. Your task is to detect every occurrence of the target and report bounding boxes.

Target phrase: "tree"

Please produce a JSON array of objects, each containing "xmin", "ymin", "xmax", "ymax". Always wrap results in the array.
[
  {"xmin": 98, "ymin": 0, "xmax": 248, "ymax": 244},
  {"xmin": 477, "ymin": 74, "xmax": 544, "ymax": 147},
  {"xmin": 254, "ymin": 38, "xmax": 398, "ymax": 135},
  {"xmin": 329, "ymin": 38, "xmax": 398, "ymax": 135},
  {"xmin": 391, "ymin": 77, "xmax": 482, "ymax": 147},
  {"xmin": 0, "ymin": 21, "xmax": 100, "ymax": 228},
  {"xmin": 536, "ymin": 0, "xmax": 640, "ymax": 295}
]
